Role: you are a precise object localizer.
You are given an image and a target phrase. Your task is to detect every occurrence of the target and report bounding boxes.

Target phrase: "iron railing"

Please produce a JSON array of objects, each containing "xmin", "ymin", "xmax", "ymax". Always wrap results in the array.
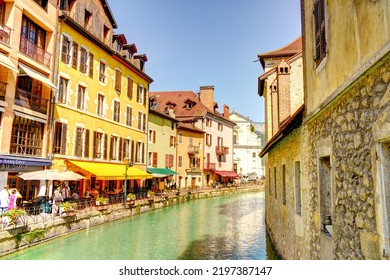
[
  {"xmin": 14, "ymin": 88, "xmax": 49, "ymax": 114},
  {"xmin": 19, "ymin": 37, "xmax": 51, "ymax": 67}
]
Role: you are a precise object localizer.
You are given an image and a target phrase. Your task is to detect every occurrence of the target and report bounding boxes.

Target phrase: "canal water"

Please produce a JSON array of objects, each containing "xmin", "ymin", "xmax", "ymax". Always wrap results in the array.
[{"xmin": 1, "ymin": 191, "xmax": 280, "ymax": 260}]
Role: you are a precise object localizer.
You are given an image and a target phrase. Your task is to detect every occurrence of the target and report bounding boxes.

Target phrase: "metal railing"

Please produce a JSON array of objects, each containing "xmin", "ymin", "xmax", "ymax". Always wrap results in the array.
[
  {"xmin": 0, "ymin": 23, "xmax": 11, "ymax": 45},
  {"xmin": 19, "ymin": 37, "xmax": 51, "ymax": 67},
  {"xmin": 14, "ymin": 88, "xmax": 49, "ymax": 114}
]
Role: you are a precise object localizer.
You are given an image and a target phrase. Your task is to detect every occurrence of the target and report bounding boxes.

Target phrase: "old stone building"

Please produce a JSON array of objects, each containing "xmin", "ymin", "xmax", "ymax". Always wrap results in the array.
[
  {"xmin": 301, "ymin": 0, "xmax": 390, "ymax": 259},
  {"xmin": 257, "ymin": 37, "xmax": 306, "ymax": 259},
  {"xmin": 260, "ymin": 0, "xmax": 390, "ymax": 259}
]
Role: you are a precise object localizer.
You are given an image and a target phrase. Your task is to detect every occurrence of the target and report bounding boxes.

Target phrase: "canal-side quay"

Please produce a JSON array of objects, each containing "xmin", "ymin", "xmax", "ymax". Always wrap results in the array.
[{"xmin": 0, "ymin": 184, "xmax": 263, "ymax": 258}]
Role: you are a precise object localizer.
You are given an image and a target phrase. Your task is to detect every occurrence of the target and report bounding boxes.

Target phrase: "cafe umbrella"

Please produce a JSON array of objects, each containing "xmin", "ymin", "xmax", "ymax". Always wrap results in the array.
[{"xmin": 17, "ymin": 169, "xmax": 86, "ymax": 197}]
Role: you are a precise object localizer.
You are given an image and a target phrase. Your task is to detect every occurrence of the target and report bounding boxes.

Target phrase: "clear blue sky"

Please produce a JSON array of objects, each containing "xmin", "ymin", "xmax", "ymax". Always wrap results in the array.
[{"xmin": 109, "ymin": 0, "xmax": 302, "ymax": 122}]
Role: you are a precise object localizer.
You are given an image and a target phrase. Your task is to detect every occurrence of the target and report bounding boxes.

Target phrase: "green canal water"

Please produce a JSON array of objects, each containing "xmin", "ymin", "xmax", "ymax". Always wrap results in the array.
[{"xmin": 1, "ymin": 191, "xmax": 280, "ymax": 260}]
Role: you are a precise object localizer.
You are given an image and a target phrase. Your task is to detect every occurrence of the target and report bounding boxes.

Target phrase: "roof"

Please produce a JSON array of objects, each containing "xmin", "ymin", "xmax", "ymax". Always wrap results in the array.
[
  {"xmin": 149, "ymin": 91, "xmax": 236, "ymax": 125},
  {"xmin": 101, "ymin": 0, "xmax": 118, "ymax": 28},
  {"xmin": 257, "ymin": 36, "xmax": 302, "ymax": 70}
]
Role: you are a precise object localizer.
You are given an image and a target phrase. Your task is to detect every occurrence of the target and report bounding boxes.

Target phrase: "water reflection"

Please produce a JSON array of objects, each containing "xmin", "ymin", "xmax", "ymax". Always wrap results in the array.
[{"xmin": 1, "ymin": 191, "xmax": 280, "ymax": 260}]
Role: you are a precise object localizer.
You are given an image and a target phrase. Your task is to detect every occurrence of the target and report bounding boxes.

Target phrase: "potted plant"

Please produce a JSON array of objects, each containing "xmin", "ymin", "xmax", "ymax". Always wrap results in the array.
[
  {"xmin": 3, "ymin": 208, "xmax": 26, "ymax": 226},
  {"xmin": 96, "ymin": 196, "xmax": 108, "ymax": 205},
  {"xmin": 60, "ymin": 201, "xmax": 77, "ymax": 212},
  {"xmin": 126, "ymin": 193, "xmax": 136, "ymax": 201},
  {"xmin": 147, "ymin": 190, "xmax": 155, "ymax": 198}
]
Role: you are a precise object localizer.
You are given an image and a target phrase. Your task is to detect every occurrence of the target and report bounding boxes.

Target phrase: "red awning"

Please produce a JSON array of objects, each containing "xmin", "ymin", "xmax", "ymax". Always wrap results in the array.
[{"xmin": 215, "ymin": 171, "xmax": 239, "ymax": 178}]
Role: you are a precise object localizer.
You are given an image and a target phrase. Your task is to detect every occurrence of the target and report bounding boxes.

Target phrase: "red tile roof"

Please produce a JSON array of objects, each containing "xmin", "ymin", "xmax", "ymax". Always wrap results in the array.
[{"xmin": 257, "ymin": 36, "xmax": 302, "ymax": 69}]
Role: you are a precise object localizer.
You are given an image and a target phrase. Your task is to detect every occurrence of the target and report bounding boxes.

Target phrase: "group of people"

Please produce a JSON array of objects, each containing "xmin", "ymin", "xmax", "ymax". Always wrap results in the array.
[{"xmin": 0, "ymin": 185, "xmax": 19, "ymax": 213}]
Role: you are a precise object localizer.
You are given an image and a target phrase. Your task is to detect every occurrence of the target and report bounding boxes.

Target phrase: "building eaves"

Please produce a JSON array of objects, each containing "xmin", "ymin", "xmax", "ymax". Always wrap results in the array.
[{"xmin": 259, "ymin": 105, "xmax": 304, "ymax": 158}]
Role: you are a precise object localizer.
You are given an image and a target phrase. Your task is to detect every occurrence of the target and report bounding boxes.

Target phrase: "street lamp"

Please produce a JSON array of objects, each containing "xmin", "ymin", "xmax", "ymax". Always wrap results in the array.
[{"xmin": 124, "ymin": 158, "xmax": 134, "ymax": 207}]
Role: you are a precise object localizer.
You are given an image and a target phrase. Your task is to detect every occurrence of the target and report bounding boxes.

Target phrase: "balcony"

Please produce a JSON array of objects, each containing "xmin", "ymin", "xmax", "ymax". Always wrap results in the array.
[
  {"xmin": 15, "ymin": 88, "xmax": 48, "ymax": 114},
  {"xmin": 19, "ymin": 37, "xmax": 51, "ymax": 67},
  {"xmin": 216, "ymin": 146, "xmax": 229, "ymax": 155},
  {"xmin": 187, "ymin": 145, "xmax": 199, "ymax": 155},
  {"xmin": 204, "ymin": 162, "xmax": 216, "ymax": 171},
  {"xmin": 0, "ymin": 81, "xmax": 7, "ymax": 101},
  {"xmin": 0, "ymin": 23, "xmax": 11, "ymax": 45}
]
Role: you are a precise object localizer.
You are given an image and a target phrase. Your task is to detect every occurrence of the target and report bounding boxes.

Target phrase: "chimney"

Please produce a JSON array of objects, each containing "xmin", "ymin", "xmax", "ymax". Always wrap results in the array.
[
  {"xmin": 277, "ymin": 60, "xmax": 291, "ymax": 125},
  {"xmin": 270, "ymin": 79, "xmax": 279, "ymax": 136},
  {"xmin": 199, "ymin": 85, "xmax": 214, "ymax": 111},
  {"xmin": 223, "ymin": 104, "xmax": 230, "ymax": 119}
]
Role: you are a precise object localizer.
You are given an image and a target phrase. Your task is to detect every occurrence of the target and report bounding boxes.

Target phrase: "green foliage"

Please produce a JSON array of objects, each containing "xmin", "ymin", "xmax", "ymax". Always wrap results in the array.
[
  {"xmin": 60, "ymin": 201, "xmax": 77, "ymax": 211},
  {"xmin": 126, "ymin": 193, "xmax": 136, "ymax": 200},
  {"xmin": 3, "ymin": 208, "xmax": 26, "ymax": 225},
  {"xmin": 96, "ymin": 197, "xmax": 108, "ymax": 204}
]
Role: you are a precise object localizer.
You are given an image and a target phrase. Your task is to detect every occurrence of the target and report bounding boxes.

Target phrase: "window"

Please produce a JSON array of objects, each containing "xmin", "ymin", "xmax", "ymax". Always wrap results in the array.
[
  {"xmin": 79, "ymin": 47, "xmax": 87, "ymax": 73},
  {"xmin": 282, "ymin": 164, "xmax": 286, "ymax": 205},
  {"xmin": 53, "ymin": 122, "xmax": 67, "ymax": 154},
  {"xmin": 33, "ymin": 0, "xmax": 48, "ymax": 9},
  {"xmin": 10, "ymin": 116, "xmax": 43, "ymax": 156},
  {"xmin": 314, "ymin": 0, "xmax": 327, "ymax": 66},
  {"xmin": 217, "ymin": 137, "xmax": 223, "ymax": 147},
  {"xmin": 103, "ymin": 25, "xmax": 110, "ymax": 43},
  {"xmin": 72, "ymin": 42, "xmax": 78, "ymax": 69},
  {"xmin": 61, "ymin": 36, "xmax": 70, "ymax": 64},
  {"xmin": 126, "ymin": 106, "xmax": 132, "ymax": 126},
  {"xmin": 206, "ymin": 134, "xmax": 212, "ymax": 146},
  {"xmin": 295, "ymin": 161, "xmax": 302, "ymax": 214},
  {"xmin": 58, "ymin": 77, "xmax": 68, "ymax": 104},
  {"xmin": 20, "ymin": 16, "xmax": 48, "ymax": 65},
  {"xmin": 84, "ymin": 9, "xmax": 92, "ymax": 31},
  {"xmin": 165, "ymin": 154, "xmax": 174, "ymax": 168},
  {"xmin": 178, "ymin": 133, "xmax": 182, "ymax": 144},
  {"xmin": 170, "ymin": 135, "xmax": 175, "ymax": 147},
  {"xmin": 233, "ymin": 132, "xmax": 238, "ymax": 144},
  {"xmin": 110, "ymin": 135, "xmax": 118, "ymax": 160},
  {"xmin": 93, "ymin": 132, "xmax": 107, "ymax": 159},
  {"xmin": 218, "ymin": 122, "xmax": 223, "ymax": 131},
  {"xmin": 74, "ymin": 127, "xmax": 84, "ymax": 157},
  {"xmin": 206, "ymin": 118, "xmax": 212, "ymax": 127},
  {"xmin": 149, "ymin": 130, "xmax": 156, "ymax": 143},
  {"xmin": 274, "ymin": 166, "xmax": 277, "ymax": 199},
  {"xmin": 252, "ymin": 152, "xmax": 256, "ymax": 158},
  {"xmin": 88, "ymin": 53, "xmax": 94, "ymax": 78},
  {"xmin": 99, "ymin": 61, "xmax": 106, "ymax": 83},
  {"xmin": 113, "ymin": 100, "xmax": 120, "ymax": 122},
  {"xmin": 115, "ymin": 69, "xmax": 121, "ymax": 92},
  {"xmin": 127, "ymin": 77, "xmax": 133, "ymax": 98},
  {"xmin": 123, "ymin": 139, "xmax": 130, "ymax": 160},
  {"xmin": 135, "ymin": 141, "xmax": 145, "ymax": 163},
  {"xmin": 97, "ymin": 94, "xmax": 104, "ymax": 117},
  {"xmin": 77, "ymin": 85, "xmax": 85, "ymax": 110},
  {"xmin": 178, "ymin": 156, "xmax": 182, "ymax": 168},
  {"xmin": 138, "ymin": 111, "xmax": 145, "ymax": 131},
  {"xmin": 319, "ymin": 156, "xmax": 332, "ymax": 235},
  {"xmin": 137, "ymin": 85, "xmax": 145, "ymax": 104}
]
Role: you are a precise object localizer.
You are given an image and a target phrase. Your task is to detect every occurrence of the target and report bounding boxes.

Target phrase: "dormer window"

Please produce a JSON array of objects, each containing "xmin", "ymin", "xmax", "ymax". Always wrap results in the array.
[
  {"xmin": 103, "ymin": 25, "xmax": 110, "ymax": 44},
  {"xmin": 84, "ymin": 9, "xmax": 92, "ymax": 31},
  {"xmin": 184, "ymin": 99, "xmax": 196, "ymax": 110}
]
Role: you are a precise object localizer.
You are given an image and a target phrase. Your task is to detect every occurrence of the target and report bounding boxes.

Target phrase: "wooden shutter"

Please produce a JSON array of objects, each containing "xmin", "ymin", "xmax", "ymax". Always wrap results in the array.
[
  {"xmin": 84, "ymin": 129, "xmax": 90, "ymax": 157},
  {"xmin": 118, "ymin": 137, "xmax": 123, "ymax": 161},
  {"xmin": 196, "ymin": 158, "xmax": 200, "ymax": 169},
  {"xmin": 130, "ymin": 140, "xmax": 134, "ymax": 162},
  {"xmin": 72, "ymin": 42, "xmax": 78, "ymax": 69},
  {"xmin": 142, "ymin": 113, "xmax": 146, "ymax": 131},
  {"xmin": 75, "ymin": 128, "xmax": 83, "ymax": 157},
  {"xmin": 61, "ymin": 36, "xmax": 70, "ymax": 63},
  {"xmin": 314, "ymin": 0, "xmax": 326, "ymax": 65},
  {"xmin": 153, "ymin": 152, "xmax": 157, "ymax": 167},
  {"xmin": 61, "ymin": 123, "xmax": 67, "ymax": 154},
  {"xmin": 109, "ymin": 136, "xmax": 114, "ymax": 160},
  {"xmin": 89, "ymin": 53, "xmax": 94, "ymax": 78},
  {"xmin": 103, "ymin": 134, "xmax": 108, "ymax": 160},
  {"xmin": 93, "ymin": 131, "xmax": 97, "ymax": 158},
  {"xmin": 127, "ymin": 77, "xmax": 133, "ymax": 99},
  {"xmin": 143, "ymin": 87, "xmax": 147, "ymax": 106},
  {"xmin": 141, "ymin": 142, "xmax": 145, "ymax": 163}
]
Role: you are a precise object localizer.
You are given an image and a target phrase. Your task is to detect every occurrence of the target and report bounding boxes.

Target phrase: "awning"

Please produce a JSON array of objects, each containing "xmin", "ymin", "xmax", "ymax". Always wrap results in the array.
[
  {"xmin": 19, "ymin": 63, "xmax": 57, "ymax": 89},
  {"xmin": 215, "ymin": 171, "xmax": 239, "ymax": 178},
  {"xmin": 0, "ymin": 52, "xmax": 18, "ymax": 72},
  {"xmin": 68, "ymin": 160, "xmax": 152, "ymax": 180},
  {"xmin": 147, "ymin": 167, "xmax": 178, "ymax": 178}
]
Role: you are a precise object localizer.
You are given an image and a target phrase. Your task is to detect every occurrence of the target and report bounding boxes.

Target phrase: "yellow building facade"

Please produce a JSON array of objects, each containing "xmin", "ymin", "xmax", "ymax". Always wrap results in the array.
[{"xmin": 52, "ymin": 0, "xmax": 152, "ymax": 198}]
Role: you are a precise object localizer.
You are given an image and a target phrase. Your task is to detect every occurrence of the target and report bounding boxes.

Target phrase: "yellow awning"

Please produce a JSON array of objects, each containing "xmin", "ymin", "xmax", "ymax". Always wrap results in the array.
[
  {"xmin": 19, "ymin": 63, "xmax": 57, "ymax": 89},
  {"xmin": 0, "ymin": 52, "xmax": 18, "ymax": 72},
  {"xmin": 68, "ymin": 160, "xmax": 152, "ymax": 180}
]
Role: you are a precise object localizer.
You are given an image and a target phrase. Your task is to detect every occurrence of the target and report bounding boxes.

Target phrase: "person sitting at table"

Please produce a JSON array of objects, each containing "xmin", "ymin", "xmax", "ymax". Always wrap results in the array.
[{"xmin": 90, "ymin": 188, "xmax": 99, "ymax": 199}]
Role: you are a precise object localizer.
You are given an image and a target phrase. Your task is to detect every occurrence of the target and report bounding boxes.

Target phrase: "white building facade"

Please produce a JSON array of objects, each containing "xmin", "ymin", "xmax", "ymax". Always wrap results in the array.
[{"xmin": 229, "ymin": 111, "xmax": 265, "ymax": 180}]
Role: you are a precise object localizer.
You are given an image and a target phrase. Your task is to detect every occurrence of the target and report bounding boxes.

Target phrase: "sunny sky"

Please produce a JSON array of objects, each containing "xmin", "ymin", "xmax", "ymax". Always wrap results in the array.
[{"xmin": 108, "ymin": 0, "xmax": 302, "ymax": 122}]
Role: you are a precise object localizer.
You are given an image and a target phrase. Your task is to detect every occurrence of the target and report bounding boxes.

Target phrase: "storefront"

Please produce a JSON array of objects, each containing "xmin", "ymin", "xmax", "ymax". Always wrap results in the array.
[
  {"xmin": 0, "ymin": 155, "xmax": 51, "ymax": 201},
  {"xmin": 147, "ymin": 167, "xmax": 178, "ymax": 192}
]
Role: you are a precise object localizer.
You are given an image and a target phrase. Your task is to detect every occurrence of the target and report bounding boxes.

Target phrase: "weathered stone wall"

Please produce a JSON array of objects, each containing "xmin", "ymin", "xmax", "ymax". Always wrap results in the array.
[
  {"xmin": 303, "ymin": 55, "xmax": 390, "ymax": 259},
  {"xmin": 265, "ymin": 126, "xmax": 308, "ymax": 259}
]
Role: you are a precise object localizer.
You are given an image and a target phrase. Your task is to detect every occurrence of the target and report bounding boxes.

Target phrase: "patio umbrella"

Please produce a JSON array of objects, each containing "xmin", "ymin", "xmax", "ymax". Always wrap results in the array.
[{"xmin": 17, "ymin": 169, "xmax": 85, "ymax": 181}]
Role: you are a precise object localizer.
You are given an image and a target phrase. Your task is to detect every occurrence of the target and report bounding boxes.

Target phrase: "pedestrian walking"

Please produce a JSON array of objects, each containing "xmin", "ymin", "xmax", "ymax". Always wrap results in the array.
[
  {"xmin": 0, "ymin": 185, "xmax": 10, "ymax": 213},
  {"xmin": 7, "ymin": 189, "xmax": 17, "ymax": 211}
]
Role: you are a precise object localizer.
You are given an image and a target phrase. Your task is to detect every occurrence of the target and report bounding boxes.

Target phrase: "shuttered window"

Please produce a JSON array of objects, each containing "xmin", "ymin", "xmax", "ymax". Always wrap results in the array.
[
  {"xmin": 72, "ymin": 41, "xmax": 78, "ymax": 69},
  {"xmin": 74, "ymin": 127, "xmax": 83, "ymax": 157},
  {"xmin": 53, "ymin": 122, "xmax": 67, "ymax": 154},
  {"xmin": 61, "ymin": 35, "xmax": 70, "ymax": 64},
  {"xmin": 89, "ymin": 53, "xmax": 94, "ymax": 78},
  {"xmin": 115, "ymin": 69, "xmax": 121, "ymax": 92},
  {"xmin": 127, "ymin": 77, "xmax": 133, "ymax": 99},
  {"xmin": 152, "ymin": 152, "xmax": 158, "ymax": 167},
  {"xmin": 84, "ymin": 129, "xmax": 90, "ymax": 158},
  {"xmin": 314, "ymin": 0, "xmax": 327, "ymax": 66}
]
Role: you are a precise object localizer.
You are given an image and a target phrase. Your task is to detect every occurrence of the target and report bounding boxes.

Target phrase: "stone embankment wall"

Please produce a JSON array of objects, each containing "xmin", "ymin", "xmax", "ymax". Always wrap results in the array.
[
  {"xmin": 0, "ymin": 186, "xmax": 262, "ymax": 257},
  {"xmin": 303, "ymin": 56, "xmax": 390, "ymax": 259}
]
